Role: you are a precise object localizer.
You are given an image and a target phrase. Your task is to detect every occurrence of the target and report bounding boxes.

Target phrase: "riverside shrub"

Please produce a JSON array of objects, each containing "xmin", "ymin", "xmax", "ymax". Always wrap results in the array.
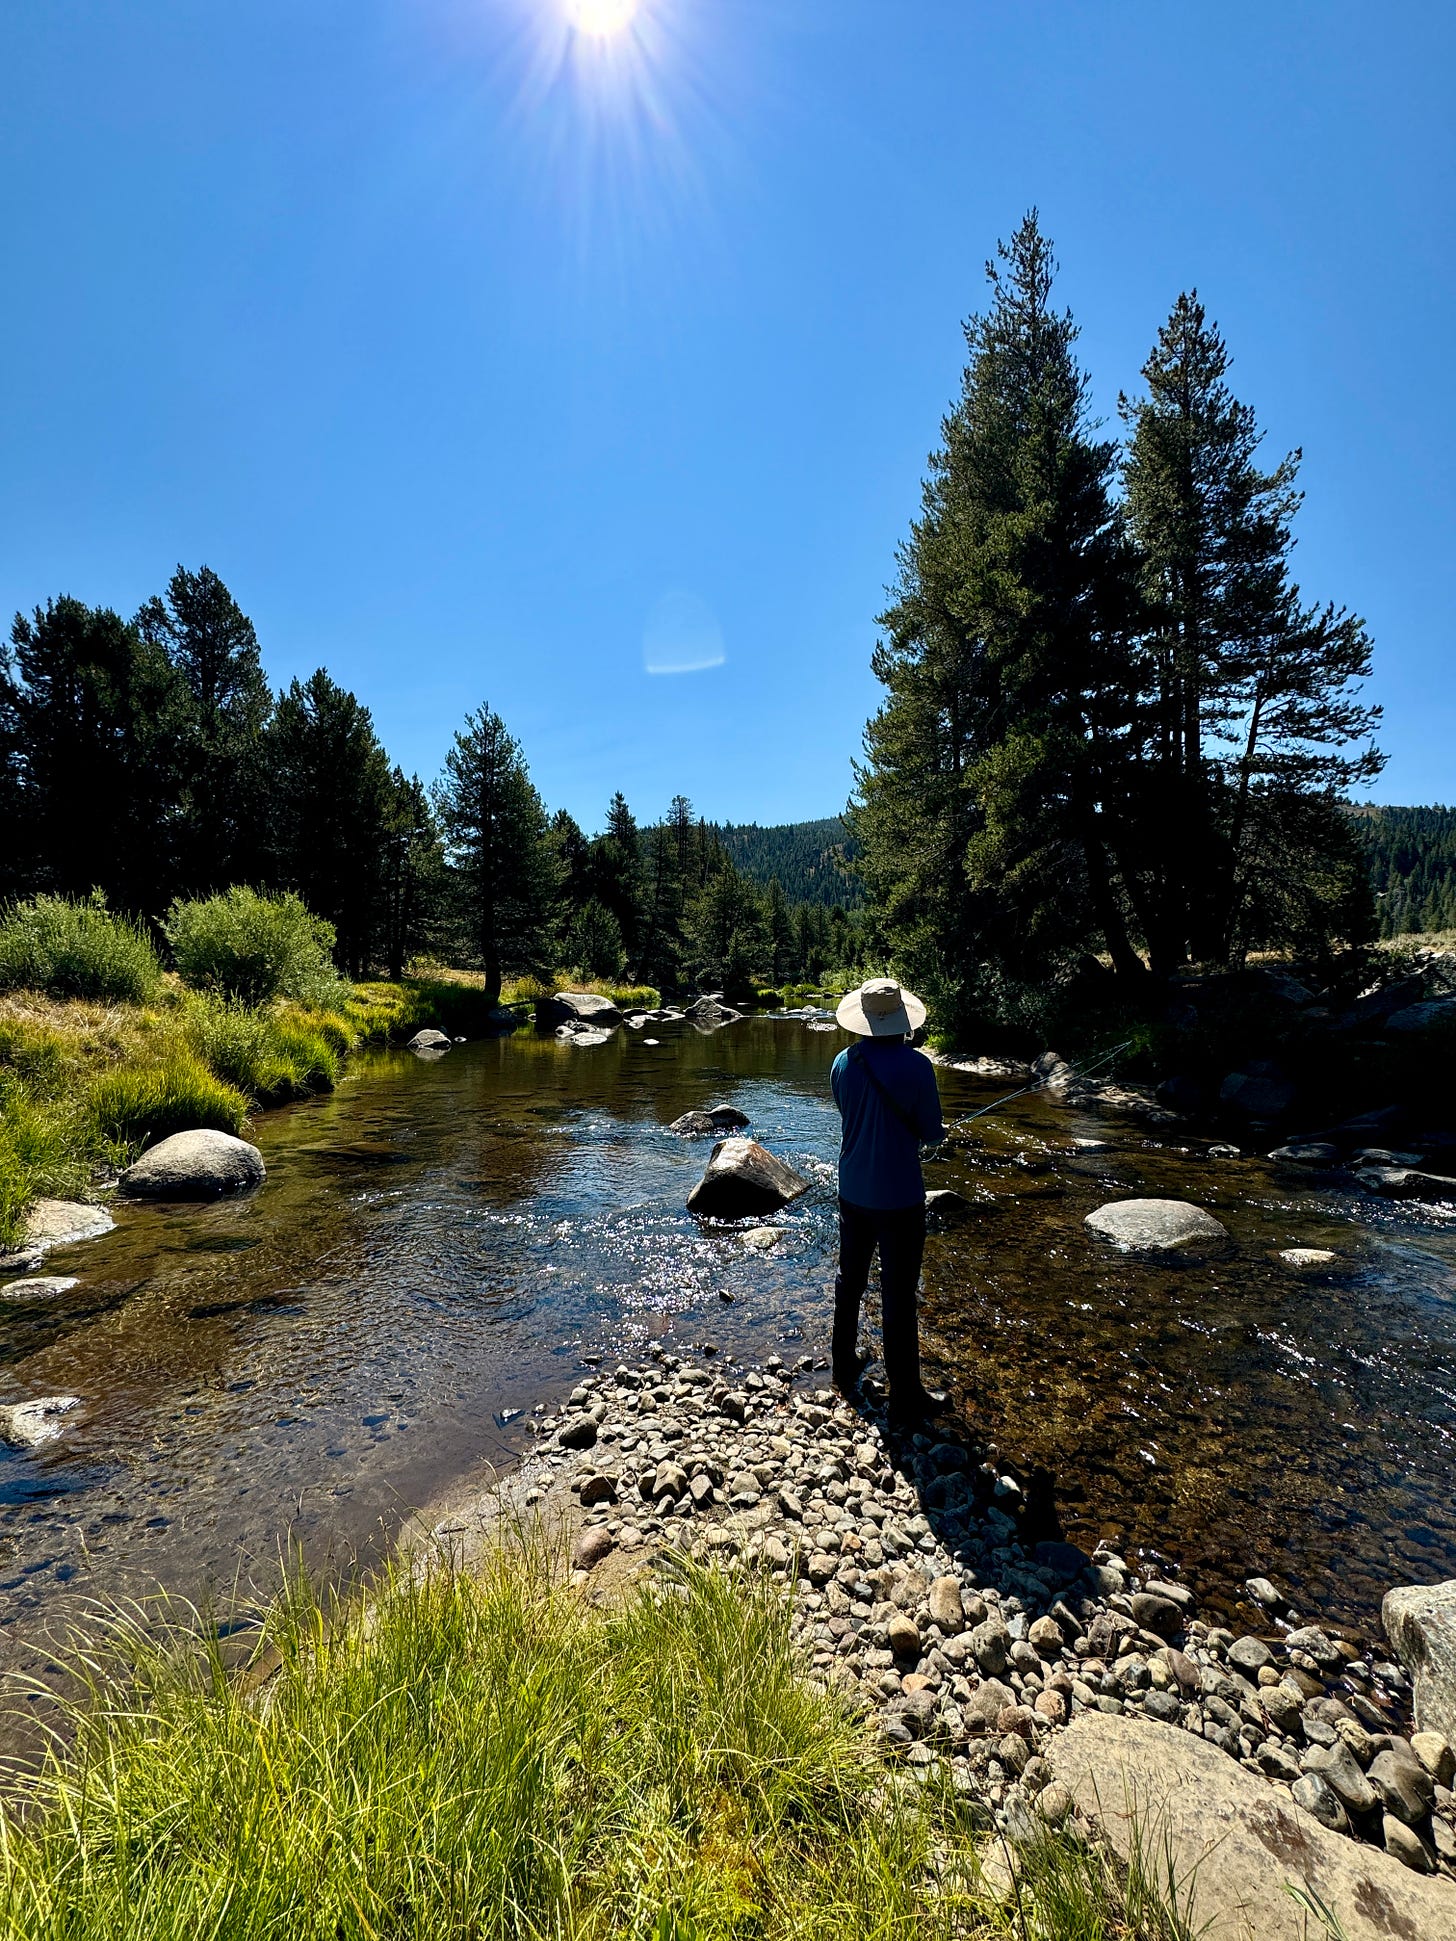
[
  {"xmin": 0, "ymin": 894, "xmax": 162, "ymax": 1004},
  {"xmin": 164, "ymin": 889, "xmax": 343, "ymax": 1007}
]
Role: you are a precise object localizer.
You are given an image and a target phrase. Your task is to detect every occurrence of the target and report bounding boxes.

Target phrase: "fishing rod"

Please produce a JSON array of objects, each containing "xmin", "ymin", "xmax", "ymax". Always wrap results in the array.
[{"xmin": 941, "ymin": 1036, "xmax": 1139, "ymax": 1138}]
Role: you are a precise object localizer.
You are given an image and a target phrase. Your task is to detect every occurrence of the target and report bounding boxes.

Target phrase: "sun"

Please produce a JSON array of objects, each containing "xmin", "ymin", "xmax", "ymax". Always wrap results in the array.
[{"xmin": 566, "ymin": 0, "xmax": 640, "ymax": 38}]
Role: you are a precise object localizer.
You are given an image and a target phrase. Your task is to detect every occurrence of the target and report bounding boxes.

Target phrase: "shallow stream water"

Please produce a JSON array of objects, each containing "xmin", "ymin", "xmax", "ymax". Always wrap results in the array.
[{"xmin": 1, "ymin": 1016, "xmax": 1454, "ymax": 1683}]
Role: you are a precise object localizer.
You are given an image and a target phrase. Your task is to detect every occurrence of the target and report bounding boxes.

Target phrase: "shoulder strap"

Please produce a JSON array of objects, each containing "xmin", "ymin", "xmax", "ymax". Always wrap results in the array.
[{"xmin": 849, "ymin": 1043, "xmax": 920, "ymax": 1139}]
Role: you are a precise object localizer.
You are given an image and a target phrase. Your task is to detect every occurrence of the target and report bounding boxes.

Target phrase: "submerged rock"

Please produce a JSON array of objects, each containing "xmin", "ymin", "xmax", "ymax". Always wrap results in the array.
[
  {"xmin": 1084, "ymin": 1198, "xmax": 1230, "ymax": 1254},
  {"xmin": 22, "ymin": 1200, "xmax": 114, "ymax": 1253},
  {"xmin": 925, "ymin": 1188, "xmax": 975, "ymax": 1227},
  {"xmin": 1275, "ymin": 1247, "xmax": 1340, "ymax": 1272},
  {"xmin": 0, "ymin": 1395, "xmax": 80, "ymax": 1449},
  {"xmin": 119, "ymin": 1130, "xmax": 266, "ymax": 1201},
  {"xmin": 0, "ymin": 1276, "xmax": 78, "ymax": 1301},
  {"xmin": 686, "ymin": 1138, "xmax": 809, "ymax": 1220}
]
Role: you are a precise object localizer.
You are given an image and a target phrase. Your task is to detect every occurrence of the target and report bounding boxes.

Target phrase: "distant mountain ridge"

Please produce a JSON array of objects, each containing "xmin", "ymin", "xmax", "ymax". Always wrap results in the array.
[{"xmin": 712, "ymin": 816, "xmax": 863, "ymax": 908}]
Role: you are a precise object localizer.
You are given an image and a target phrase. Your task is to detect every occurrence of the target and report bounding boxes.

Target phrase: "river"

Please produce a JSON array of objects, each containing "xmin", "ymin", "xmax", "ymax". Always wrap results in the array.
[{"xmin": 2, "ymin": 1015, "xmax": 1454, "ymax": 1684}]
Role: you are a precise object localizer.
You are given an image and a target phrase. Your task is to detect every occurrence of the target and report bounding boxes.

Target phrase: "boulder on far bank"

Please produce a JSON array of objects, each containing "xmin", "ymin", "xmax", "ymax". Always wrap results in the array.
[
  {"xmin": 686, "ymin": 1138, "xmax": 808, "ymax": 1220},
  {"xmin": 119, "ymin": 1129, "xmax": 266, "ymax": 1201},
  {"xmin": 1085, "ymin": 1197, "xmax": 1230, "ymax": 1254},
  {"xmin": 1384, "ymin": 1580, "xmax": 1456, "ymax": 1744}
]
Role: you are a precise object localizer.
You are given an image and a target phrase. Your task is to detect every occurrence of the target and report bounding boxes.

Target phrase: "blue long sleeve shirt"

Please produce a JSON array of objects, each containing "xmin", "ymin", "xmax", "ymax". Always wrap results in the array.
[{"xmin": 830, "ymin": 1041, "xmax": 946, "ymax": 1210}]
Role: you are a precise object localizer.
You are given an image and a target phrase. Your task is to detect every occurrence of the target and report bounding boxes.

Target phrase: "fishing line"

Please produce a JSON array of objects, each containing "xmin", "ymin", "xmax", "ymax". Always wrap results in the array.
[{"xmin": 942, "ymin": 1036, "xmax": 1139, "ymax": 1137}]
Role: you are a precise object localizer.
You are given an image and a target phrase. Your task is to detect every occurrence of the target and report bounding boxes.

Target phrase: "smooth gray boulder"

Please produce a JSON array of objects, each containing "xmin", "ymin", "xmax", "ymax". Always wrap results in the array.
[
  {"xmin": 0, "ymin": 1395, "xmax": 80, "ymax": 1449},
  {"xmin": 22, "ymin": 1199, "xmax": 114, "ymax": 1253},
  {"xmin": 1384, "ymin": 1580, "xmax": 1456, "ymax": 1742},
  {"xmin": 1268, "ymin": 1142, "xmax": 1339, "ymax": 1167},
  {"xmin": 1047, "ymin": 1712, "xmax": 1456, "ymax": 1940},
  {"xmin": 537, "ymin": 991, "xmax": 623, "ymax": 1030},
  {"xmin": 1084, "ymin": 1198, "xmax": 1229, "ymax": 1253},
  {"xmin": 688, "ymin": 995, "xmax": 742, "ymax": 1028},
  {"xmin": 686, "ymin": 1138, "xmax": 809, "ymax": 1220},
  {"xmin": 119, "ymin": 1129, "xmax": 266, "ymax": 1201},
  {"xmin": 406, "ymin": 1028, "xmax": 452, "ymax": 1051},
  {"xmin": 556, "ymin": 1026, "xmax": 613, "ymax": 1047}
]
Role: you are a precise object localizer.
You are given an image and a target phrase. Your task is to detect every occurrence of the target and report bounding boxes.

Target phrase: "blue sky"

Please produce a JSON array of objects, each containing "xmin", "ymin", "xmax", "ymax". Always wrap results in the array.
[{"xmin": 2, "ymin": 1, "xmax": 1451, "ymax": 830}]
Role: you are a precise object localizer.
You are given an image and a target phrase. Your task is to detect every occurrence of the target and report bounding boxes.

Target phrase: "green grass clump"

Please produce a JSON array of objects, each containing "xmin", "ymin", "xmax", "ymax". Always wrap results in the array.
[
  {"xmin": 164, "ymin": 888, "xmax": 345, "ymax": 1008},
  {"xmin": 183, "ymin": 998, "xmax": 340, "ymax": 1106},
  {"xmin": 89, "ymin": 1057, "xmax": 248, "ymax": 1154},
  {"xmin": 0, "ymin": 1080, "xmax": 87, "ymax": 1252},
  {"xmin": 0, "ymin": 1547, "xmax": 1208, "ymax": 1940},
  {"xmin": 0, "ymin": 894, "xmax": 162, "ymax": 1004}
]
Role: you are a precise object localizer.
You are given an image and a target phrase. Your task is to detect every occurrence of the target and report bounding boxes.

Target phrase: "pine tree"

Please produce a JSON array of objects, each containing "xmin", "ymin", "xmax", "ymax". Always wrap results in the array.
[
  {"xmin": 135, "ymin": 566, "xmax": 273, "ymax": 891},
  {"xmin": 433, "ymin": 706, "xmax": 561, "ymax": 1003},
  {"xmin": 853, "ymin": 214, "xmax": 1145, "ymax": 1033},
  {"xmin": 764, "ymin": 877, "xmax": 793, "ymax": 984},
  {"xmin": 1122, "ymin": 294, "xmax": 1383, "ymax": 965},
  {"xmin": 589, "ymin": 791, "xmax": 644, "ymax": 967},
  {"xmin": 1, "ymin": 597, "xmax": 189, "ymax": 913},
  {"xmin": 637, "ymin": 819, "xmax": 686, "ymax": 992},
  {"xmin": 379, "ymin": 769, "xmax": 445, "ymax": 980},
  {"xmin": 684, "ymin": 864, "xmax": 764, "ymax": 995},
  {"xmin": 264, "ymin": 669, "xmax": 393, "ymax": 975}
]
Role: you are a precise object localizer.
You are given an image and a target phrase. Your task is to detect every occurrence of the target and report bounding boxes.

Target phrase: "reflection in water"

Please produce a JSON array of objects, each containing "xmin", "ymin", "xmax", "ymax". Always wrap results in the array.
[{"xmin": 0, "ymin": 1019, "xmax": 1454, "ymax": 1677}]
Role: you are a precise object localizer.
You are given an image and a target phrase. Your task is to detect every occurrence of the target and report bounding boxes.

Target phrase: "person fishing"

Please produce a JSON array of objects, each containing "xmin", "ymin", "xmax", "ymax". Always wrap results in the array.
[{"xmin": 829, "ymin": 976, "xmax": 947, "ymax": 1425}]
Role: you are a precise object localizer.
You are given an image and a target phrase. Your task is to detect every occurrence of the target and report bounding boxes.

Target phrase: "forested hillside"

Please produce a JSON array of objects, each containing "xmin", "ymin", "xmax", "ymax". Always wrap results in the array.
[
  {"xmin": 713, "ymin": 817, "xmax": 863, "ymax": 906},
  {"xmin": 1353, "ymin": 805, "xmax": 1456, "ymax": 935}
]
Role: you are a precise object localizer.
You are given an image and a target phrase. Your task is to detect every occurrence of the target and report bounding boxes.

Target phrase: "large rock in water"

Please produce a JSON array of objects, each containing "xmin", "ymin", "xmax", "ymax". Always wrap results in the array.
[
  {"xmin": 1084, "ymin": 1198, "xmax": 1229, "ymax": 1253},
  {"xmin": 406, "ymin": 1028, "xmax": 452, "ymax": 1051},
  {"xmin": 536, "ymin": 991, "xmax": 623, "ymax": 1031},
  {"xmin": 1354, "ymin": 1166, "xmax": 1456, "ymax": 1202},
  {"xmin": 686, "ymin": 1138, "xmax": 808, "ymax": 1220},
  {"xmin": 668, "ymin": 1105, "xmax": 750, "ymax": 1136},
  {"xmin": 119, "ymin": 1130, "xmax": 266, "ymax": 1200},
  {"xmin": 1046, "ymin": 1713, "xmax": 1456, "ymax": 1940},
  {"xmin": 1384, "ymin": 1581, "xmax": 1456, "ymax": 1743}
]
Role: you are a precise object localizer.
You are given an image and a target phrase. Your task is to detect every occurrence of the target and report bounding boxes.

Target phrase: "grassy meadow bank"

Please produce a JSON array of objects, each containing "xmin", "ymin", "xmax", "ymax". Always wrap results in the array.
[
  {"xmin": 0, "ymin": 891, "xmax": 509, "ymax": 1253},
  {"xmin": 0, "ymin": 1545, "xmax": 1195, "ymax": 1941}
]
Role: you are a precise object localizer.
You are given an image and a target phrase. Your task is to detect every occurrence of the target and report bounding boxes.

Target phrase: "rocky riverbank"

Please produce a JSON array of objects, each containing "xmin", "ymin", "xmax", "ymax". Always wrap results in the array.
[{"xmin": 428, "ymin": 1345, "xmax": 1456, "ymax": 1897}]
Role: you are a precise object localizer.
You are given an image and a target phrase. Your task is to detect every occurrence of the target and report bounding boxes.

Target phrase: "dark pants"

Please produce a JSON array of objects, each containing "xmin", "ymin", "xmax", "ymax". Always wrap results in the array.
[{"xmin": 833, "ymin": 1197, "xmax": 926, "ymax": 1399}]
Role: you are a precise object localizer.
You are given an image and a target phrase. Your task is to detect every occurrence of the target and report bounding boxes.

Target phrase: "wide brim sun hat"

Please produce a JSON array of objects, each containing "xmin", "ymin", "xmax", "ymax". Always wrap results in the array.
[{"xmin": 835, "ymin": 976, "xmax": 927, "ymax": 1038}]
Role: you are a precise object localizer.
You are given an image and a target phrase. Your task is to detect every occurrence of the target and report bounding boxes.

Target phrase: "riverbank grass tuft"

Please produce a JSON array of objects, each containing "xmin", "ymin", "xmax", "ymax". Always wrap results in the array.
[{"xmin": 0, "ymin": 1547, "xmax": 1199, "ymax": 1941}]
